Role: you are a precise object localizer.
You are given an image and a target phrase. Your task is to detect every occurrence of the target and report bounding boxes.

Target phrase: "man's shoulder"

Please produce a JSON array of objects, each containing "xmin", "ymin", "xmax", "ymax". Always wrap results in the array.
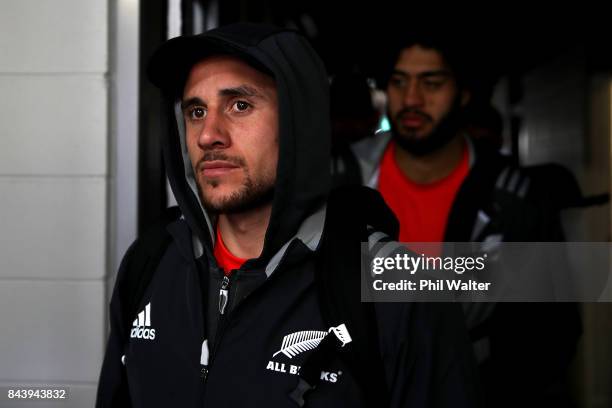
[
  {"xmin": 351, "ymin": 131, "xmax": 392, "ymax": 161},
  {"xmin": 324, "ymin": 185, "xmax": 399, "ymax": 239},
  {"xmin": 332, "ymin": 132, "xmax": 391, "ymax": 187},
  {"xmin": 470, "ymin": 142, "xmax": 580, "ymax": 205},
  {"xmin": 521, "ymin": 163, "xmax": 582, "ymax": 208},
  {"xmin": 116, "ymin": 207, "xmax": 189, "ymax": 284},
  {"xmin": 126, "ymin": 207, "xmax": 184, "ymax": 260}
]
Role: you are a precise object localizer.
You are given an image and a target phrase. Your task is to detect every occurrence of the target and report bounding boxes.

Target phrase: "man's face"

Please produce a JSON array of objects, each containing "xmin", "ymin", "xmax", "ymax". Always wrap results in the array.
[
  {"xmin": 386, "ymin": 45, "xmax": 468, "ymax": 154},
  {"xmin": 182, "ymin": 55, "xmax": 279, "ymax": 213}
]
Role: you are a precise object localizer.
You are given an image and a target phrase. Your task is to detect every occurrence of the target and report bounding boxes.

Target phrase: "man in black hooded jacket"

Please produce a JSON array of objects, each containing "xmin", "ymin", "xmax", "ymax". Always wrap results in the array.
[{"xmin": 96, "ymin": 23, "xmax": 481, "ymax": 408}]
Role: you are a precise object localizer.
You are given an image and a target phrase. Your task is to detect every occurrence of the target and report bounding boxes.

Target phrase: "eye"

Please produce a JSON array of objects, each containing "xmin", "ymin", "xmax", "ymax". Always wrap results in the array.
[
  {"xmin": 188, "ymin": 107, "xmax": 206, "ymax": 120},
  {"xmin": 388, "ymin": 76, "xmax": 406, "ymax": 88},
  {"xmin": 422, "ymin": 79, "xmax": 445, "ymax": 90},
  {"xmin": 232, "ymin": 100, "xmax": 251, "ymax": 112}
]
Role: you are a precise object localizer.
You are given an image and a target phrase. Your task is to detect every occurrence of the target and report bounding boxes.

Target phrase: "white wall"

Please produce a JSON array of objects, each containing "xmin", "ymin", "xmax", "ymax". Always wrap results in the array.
[{"xmin": 0, "ymin": 1, "xmax": 109, "ymax": 406}]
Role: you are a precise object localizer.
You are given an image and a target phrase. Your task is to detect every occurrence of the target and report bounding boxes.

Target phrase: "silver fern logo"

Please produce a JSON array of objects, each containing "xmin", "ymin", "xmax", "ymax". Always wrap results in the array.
[
  {"xmin": 266, "ymin": 325, "xmax": 351, "ymax": 383},
  {"xmin": 273, "ymin": 330, "xmax": 327, "ymax": 359},
  {"xmin": 272, "ymin": 324, "xmax": 352, "ymax": 359}
]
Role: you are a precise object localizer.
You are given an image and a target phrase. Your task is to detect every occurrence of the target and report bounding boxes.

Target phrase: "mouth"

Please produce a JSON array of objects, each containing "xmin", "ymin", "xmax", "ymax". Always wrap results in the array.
[
  {"xmin": 399, "ymin": 114, "xmax": 428, "ymax": 128},
  {"xmin": 199, "ymin": 160, "xmax": 241, "ymax": 177}
]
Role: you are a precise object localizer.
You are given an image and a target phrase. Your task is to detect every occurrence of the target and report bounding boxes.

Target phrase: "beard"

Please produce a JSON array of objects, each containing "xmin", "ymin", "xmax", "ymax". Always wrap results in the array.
[
  {"xmin": 195, "ymin": 152, "xmax": 275, "ymax": 214},
  {"xmin": 389, "ymin": 97, "xmax": 464, "ymax": 157}
]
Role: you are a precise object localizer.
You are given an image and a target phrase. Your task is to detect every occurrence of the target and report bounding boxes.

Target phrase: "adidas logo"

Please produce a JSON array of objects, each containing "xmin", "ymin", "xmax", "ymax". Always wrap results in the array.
[{"xmin": 130, "ymin": 302, "xmax": 156, "ymax": 340}]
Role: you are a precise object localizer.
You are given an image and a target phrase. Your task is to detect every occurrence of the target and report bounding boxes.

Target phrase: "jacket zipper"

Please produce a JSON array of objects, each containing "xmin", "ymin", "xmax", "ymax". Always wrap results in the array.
[
  {"xmin": 201, "ymin": 241, "xmax": 298, "ymax": 386},
  {"xmin": 201, "ymin": 271, "xmax": 235, "ymax": 382},
  {"xmin": 218, "ymin": 275, "xmax": 230, "ymax": 315}
]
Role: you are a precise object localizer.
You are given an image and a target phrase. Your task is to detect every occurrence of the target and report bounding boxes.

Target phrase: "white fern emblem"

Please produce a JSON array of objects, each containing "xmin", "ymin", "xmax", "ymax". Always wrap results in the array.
[
  {"xmin": 331, "ymin": 324, "xmax": 352, "ymax": 347},
  {"xmin": 273, "ymin": 330, "xmax": 328, "ymax": 359}
]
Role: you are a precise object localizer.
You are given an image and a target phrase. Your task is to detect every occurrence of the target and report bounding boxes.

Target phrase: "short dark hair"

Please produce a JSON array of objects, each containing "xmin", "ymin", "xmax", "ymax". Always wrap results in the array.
[{"xmin": 381, "ymin": 29, "xmax": 476, "ymax": 92}]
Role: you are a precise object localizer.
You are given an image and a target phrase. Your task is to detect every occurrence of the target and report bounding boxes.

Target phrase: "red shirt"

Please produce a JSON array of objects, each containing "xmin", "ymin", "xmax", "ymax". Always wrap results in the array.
[
  {"xmin": 378, "ymin": 141, "xmax": 469, "ymax": 256},
  {"xmin": 213, "ymin": 226, "xmax": 247, "ymax": 276}
]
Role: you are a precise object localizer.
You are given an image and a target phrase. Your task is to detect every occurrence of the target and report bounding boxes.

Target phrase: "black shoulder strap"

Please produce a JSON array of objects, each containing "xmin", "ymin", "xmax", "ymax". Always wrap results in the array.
[
  {"xmin": 295, "ymin": 186, "xmax": 398, "ymax": 407},
  {"xmin": 118, "ymin": 206, "xmax": 182, "ymax": 333},
  {"xmin": 444, "ymin": 149, "xmax": 509, "ymax": 241}
]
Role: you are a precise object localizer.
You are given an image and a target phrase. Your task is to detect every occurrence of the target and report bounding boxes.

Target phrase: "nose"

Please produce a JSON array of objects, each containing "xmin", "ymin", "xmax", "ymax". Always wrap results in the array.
[
  {"xmin": 402, "ymin": 80, "xmax": 425, "ymax": 108},
  {"xmin": 197, "ymin": 109, "xmax": 231, "ymax": 150}
]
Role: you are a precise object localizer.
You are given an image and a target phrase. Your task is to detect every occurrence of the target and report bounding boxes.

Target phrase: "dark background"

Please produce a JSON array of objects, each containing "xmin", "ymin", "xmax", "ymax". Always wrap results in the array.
[{"xmin": 138, "ymin": 0, "xmax": 612, "ymax": 230}]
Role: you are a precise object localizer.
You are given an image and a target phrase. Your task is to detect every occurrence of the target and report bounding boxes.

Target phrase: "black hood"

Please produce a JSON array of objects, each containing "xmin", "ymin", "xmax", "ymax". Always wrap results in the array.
[{"xmin": 147, "ymin": 23, "xmax": 331, "ymax": 264}]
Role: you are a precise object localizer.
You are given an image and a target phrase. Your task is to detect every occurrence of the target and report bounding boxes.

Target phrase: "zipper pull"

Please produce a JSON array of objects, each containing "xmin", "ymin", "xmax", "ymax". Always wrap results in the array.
[
  {"xmin": 218, "ymin": 275, "xmax": 230, "ymax": 315},
  {"xmin": 200, "ymin": 339, "xmax": 209, "ymax": 381}
]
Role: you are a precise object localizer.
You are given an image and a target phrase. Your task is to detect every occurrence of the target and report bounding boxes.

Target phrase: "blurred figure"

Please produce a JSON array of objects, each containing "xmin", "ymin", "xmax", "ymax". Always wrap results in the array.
[
  {"xmin": 330, "ymin": 72, "xmax": 380, "ymax": 186},
  {"xmin": 353, "ymin": 34, "xmax": 473, "ymax": 249},
  {"xmin": 346, "ymin": 32, "xmax": 581, "ymax": 408}
]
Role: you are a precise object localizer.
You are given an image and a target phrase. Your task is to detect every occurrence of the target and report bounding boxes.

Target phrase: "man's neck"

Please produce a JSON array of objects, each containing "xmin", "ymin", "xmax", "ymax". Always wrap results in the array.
[
  {"xmin": 394, "ymin": 134, "xmax": 465, "ymax": 184},
  {"xmin": 217, "ymin": 204, "xmax": 272, "ymax": 260}
]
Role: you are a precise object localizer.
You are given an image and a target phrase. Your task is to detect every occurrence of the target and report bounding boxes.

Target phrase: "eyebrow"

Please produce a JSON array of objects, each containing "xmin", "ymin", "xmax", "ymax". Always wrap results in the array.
[
  {"xmin": 181, "ymin": 85, "xmax": 264, "ymax": 110},
  {"xmin": 391, "ymin": 69, "xmax": 453, "ymax": 79},
  {"xmin": 181, "ymin": 97, "xmax": 204, "ymax": 110},
  {"xmin": 219, "ymin": 85, "xmax": 262, "ymax": 98}
]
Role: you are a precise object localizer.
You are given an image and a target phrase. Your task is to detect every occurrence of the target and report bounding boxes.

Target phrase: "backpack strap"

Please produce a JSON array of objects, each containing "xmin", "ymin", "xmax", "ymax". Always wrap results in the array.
[
  {"xmin": 291, "ymin": 186, "xmax": 398, "ymax": 407},
  {"xmin": 118, "ymin": 206, "xmax": 182, "ymax": 334}
]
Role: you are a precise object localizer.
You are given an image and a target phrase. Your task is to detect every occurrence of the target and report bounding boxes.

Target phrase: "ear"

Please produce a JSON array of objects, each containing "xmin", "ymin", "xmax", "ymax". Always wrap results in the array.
[{"xmin": 460, "ymin": 90, "xmax": 471, "ymax": 107}]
